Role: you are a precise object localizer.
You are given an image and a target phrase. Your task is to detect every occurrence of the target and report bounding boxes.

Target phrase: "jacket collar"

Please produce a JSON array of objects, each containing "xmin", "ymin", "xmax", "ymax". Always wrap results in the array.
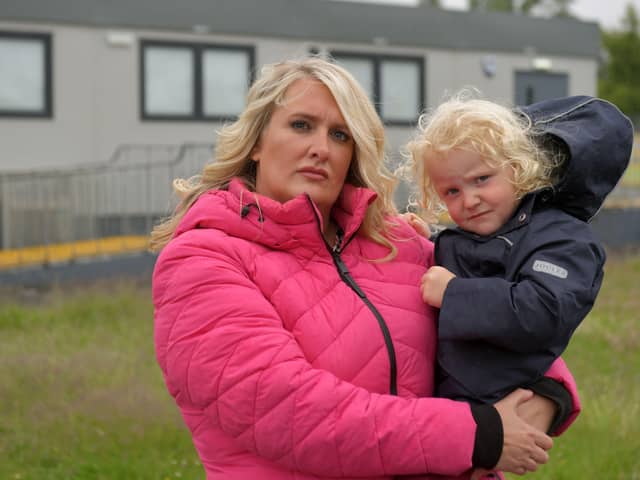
[{"xmin": 174, "ymin": 177, "xmax": 378, "ymax": 251}]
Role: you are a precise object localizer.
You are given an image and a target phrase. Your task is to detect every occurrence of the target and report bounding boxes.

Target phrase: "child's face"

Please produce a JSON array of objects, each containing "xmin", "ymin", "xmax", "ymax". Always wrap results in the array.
[{"xmin": 426, "ymin": 148, "xmax": 519, "ymax": 236}]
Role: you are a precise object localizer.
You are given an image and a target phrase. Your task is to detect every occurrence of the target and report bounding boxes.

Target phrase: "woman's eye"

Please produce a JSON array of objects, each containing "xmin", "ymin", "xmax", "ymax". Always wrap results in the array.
[
  {"xmin": 291, "ymin": 120, "xmax": 310, "ymax": 130},
  {"xmin": 331, "ymin": 129, "xmax": 351, "ymax": 142}
]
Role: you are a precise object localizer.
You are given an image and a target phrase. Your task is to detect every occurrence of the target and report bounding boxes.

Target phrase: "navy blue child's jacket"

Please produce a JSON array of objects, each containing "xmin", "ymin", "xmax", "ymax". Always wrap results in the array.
[{"xmin": 435, "ymin": 96, "xmax": 634, "ymax": 404}]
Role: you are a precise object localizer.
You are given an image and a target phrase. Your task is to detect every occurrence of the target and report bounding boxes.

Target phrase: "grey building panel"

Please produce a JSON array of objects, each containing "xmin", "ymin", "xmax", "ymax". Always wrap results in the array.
[{"xmin": 1, "ymin": 0, "xmax": 599, "ymax": 57}]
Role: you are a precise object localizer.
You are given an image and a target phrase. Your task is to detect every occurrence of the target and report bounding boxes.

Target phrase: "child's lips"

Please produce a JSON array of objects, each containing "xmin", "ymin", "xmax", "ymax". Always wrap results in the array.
[{"xmin": 467, "ymin": 211, "xmax": 490, "ymax": 221}]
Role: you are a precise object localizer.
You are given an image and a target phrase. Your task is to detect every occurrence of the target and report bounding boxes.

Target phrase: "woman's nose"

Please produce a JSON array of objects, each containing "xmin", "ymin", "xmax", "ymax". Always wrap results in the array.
[{"xmin": 309, "ymin": 130, "xmax": 330, "ymax": 160}]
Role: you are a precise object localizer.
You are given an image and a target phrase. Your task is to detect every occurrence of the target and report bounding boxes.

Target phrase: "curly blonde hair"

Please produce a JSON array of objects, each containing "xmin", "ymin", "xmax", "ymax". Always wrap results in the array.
[
  {"xmin": 149, "ymin": 57, "xmax": 399, "ymax": 255},
  {"xmin": 401, "ymin": 90, "xmax": 563, "ymax": 223}
]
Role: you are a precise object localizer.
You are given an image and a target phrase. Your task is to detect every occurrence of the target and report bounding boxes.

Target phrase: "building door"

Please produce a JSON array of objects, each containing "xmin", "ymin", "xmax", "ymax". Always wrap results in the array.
[{"xmin": 515, "ymin": 71, "xmax": 568, "ymax": 106}]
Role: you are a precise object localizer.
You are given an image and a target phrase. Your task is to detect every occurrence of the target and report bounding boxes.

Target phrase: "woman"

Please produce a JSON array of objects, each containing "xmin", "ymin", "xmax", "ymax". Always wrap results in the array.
[{"xmin": 150, "ymin": 57, "xmax": 579, "ymax": 479}]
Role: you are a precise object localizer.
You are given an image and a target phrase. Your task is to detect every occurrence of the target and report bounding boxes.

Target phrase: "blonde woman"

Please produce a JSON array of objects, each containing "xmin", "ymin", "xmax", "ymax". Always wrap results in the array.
[{"xmin": 151, "ymin": 58, "xmax": 579, "ymax": 479}]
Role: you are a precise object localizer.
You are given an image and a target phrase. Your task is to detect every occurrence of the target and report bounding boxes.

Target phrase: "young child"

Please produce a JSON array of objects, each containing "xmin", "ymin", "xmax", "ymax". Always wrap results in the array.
[{"xmin": 405, "ymin": 93, "xmax": 633, "ymax": 416}]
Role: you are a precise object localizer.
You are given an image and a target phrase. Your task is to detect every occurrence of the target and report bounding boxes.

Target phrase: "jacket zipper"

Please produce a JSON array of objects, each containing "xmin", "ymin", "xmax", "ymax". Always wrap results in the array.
[{"xmin": 307, "ymin": 197, "xmax": 398, "ymax": 396}]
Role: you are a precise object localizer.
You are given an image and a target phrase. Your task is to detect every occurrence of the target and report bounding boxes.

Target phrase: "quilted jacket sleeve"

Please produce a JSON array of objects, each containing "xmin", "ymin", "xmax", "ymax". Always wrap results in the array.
[
  {"xmin": 438, "ymin": 232, "xmax": 604, "ymax": 354},
  {"xmin": 153, "ymin": 233, "xmax": 479, "ymax": 478},
  {"xmin": 538, "ymin": 357, "xmax": 581, "ymax": 436}
]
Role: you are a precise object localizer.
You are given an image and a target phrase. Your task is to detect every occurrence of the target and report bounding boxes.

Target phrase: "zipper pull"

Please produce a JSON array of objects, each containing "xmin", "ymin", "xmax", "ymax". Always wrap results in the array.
[
  {"xmin": 333, "ymin": 253, "xmax": 365, "ymax": 298},
  {"xmin": 332, "ymin": 226, "xmax": 344, "ymax": 253}
]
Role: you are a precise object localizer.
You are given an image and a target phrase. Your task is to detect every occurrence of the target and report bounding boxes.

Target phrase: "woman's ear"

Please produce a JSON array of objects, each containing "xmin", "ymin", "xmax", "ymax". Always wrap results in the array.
[{"xmin": 250, "ymin": 142, "xmax": 261, "ymax": 162}]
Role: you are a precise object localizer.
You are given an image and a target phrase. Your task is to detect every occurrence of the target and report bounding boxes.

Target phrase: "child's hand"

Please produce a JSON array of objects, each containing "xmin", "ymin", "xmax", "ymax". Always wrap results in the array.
[
  {"xmin": 401, "ymin": 212, "xmax": 431, "ymax": 239},
  {"xmin": 421, "ymin": 266, "xmax": 455, "ymax": 308}
]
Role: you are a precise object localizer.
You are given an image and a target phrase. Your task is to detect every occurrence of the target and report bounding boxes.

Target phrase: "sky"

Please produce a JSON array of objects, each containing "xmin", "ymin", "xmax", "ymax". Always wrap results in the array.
[{"xmin": 338, "ymin": 0, "xmax": 640, "ymax": 30}]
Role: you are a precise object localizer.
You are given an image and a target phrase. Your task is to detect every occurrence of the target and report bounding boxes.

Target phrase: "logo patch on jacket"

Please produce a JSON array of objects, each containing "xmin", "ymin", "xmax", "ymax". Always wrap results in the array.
[{"xmin": 533, "ymin": 260, "xmax": 568, "ymax": 279}]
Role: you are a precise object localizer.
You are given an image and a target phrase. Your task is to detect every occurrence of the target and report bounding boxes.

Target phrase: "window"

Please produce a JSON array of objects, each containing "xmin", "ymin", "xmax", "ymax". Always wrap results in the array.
[
  {"xmin": 0, "ymin": 31, "xmax": 52, "ymax": 117},
  {"xmin": 331, "ymin": 53, "xmax": 424, "ymax": 125},
  {"xmin": 140, "ymin": 40, "xmax": 254, "ymax": 121}
]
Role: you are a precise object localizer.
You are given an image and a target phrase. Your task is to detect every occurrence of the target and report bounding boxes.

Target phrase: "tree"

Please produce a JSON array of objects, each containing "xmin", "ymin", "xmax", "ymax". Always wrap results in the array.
[
  {"xmin": 469, "ymin": 0, "xmax": 514, "ymax": 12},
  {"xmin": 529, "ymin": 0, "xmax": 573, "ymax": 17},
  {"xmin": 599, "ymin": 3, "xmax": 640, "ymax": 119},
  {"xmin": 468, "ymin": 0, "xmax": 574, "ymax": 17},
  {"xmin": 622, "ymin": 1, "xmax": 639, "ymax": 32}
]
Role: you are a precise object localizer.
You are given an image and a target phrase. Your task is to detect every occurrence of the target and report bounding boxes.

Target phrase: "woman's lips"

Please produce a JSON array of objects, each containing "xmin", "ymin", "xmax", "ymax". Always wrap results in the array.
[{"xmin": 298, "ymin": 167, "xmax": 328, "ymax": 180}]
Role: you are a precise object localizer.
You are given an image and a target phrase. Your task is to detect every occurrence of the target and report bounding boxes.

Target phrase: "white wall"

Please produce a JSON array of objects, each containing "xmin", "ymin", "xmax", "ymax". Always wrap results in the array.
[{"xmin": 0, "ymin": 20, "xmax": 598, "ymax": 172}]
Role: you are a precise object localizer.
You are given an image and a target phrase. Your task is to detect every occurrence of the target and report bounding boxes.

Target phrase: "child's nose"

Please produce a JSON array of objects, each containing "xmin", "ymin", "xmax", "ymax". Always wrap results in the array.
[{"xmin": 463, "ymin": 192, "xmax": 480, "ymax": 209}]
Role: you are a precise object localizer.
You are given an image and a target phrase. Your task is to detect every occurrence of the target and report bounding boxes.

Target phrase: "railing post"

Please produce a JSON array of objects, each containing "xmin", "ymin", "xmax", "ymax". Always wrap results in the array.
[{"xmin": 0, "ymin": 173, "xmax": 6, "ymax": 250}]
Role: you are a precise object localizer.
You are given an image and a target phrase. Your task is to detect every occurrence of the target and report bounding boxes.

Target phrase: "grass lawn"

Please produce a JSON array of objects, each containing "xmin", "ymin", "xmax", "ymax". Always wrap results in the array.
[
  {"xmin": 506, "ymin": 251, "xmax": 640, "ymax": 479},
  {"xmin": 621, "ymin": 161, "xmax": 640, "ymax": 187},
  {"xmin": 0, "ymin": 282, "xmax": 202, "ymax": 480},
  {"xmin": 1, "ymin": 253, "xmax": 639, "ymax": 479}
]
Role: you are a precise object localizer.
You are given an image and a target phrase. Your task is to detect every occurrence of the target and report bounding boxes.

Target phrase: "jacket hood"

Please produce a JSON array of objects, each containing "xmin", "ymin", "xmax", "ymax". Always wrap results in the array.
[
  {"xmin": 173, "ymin": 178, "xmax": 378, "ymax": 249},
  {"xmin": 518, "ymin": 96, "xmax": 634, "ymax": 221}
]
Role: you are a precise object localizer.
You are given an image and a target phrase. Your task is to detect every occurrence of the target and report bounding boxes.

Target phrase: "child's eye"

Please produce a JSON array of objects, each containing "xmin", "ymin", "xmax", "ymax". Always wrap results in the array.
[
  {"xmin": 331, "ymin": 129, "xmax": 351, "ymax": 143},
  {"xmin": 291, "ymin": 120, "xmax": 310, "ymax": 130},
  {"xmin": 475, "ymin": 175, "xmax": 490, "ymax": 184},
  {"xmin": 444, "ymin": 188, "xmax": 459, "ymax": 197}
]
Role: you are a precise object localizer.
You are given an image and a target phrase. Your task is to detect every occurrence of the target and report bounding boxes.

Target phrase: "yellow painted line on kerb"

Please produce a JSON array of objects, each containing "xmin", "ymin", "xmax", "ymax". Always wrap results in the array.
[{"xmin": 0, "ymin": 236, "xmax": 149, "ymax": 270}]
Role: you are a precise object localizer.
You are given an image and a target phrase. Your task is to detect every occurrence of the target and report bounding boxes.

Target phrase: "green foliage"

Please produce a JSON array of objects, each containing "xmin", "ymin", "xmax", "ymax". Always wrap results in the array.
[
  {"xmin": 622, "ymin": 158, "xmax": 640, "ymax": 187},
  {"xmin": 622, "ymin": 2, "xmax": 639, "ymax": 33},
  {"xmin": 1, "ymin": 256, "xmax": 640, "ymax": 479},
  {"xmin": 469, "ymin": 0, "xmax": 515, "ymax": 12},
  {"xmin": 467, "ymin": 0, "xmax": 573, "ymax": 16},
  {"xmin": 599, "ymin": 4, "xmax": 640, "ymax": 119},
  {"xmin": 520, "ymin": 0, "xmax": 540, "ymax": 13}
]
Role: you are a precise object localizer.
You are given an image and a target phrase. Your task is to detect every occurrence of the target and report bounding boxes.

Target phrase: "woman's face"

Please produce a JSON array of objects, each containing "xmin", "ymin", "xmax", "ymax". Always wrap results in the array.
[{"xmin": 252, "ymin": 78, "xmax": 355, "ymax": 221}]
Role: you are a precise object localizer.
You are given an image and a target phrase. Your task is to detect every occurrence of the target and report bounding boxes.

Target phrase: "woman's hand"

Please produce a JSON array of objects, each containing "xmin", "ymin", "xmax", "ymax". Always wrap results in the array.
[
  {"xmin": 494, "ymin": 389, "xmax": 553, "ymax": 476},
  {"xmin": 517, "ymin": 393, "xmax": 557, "ymax": 434}
]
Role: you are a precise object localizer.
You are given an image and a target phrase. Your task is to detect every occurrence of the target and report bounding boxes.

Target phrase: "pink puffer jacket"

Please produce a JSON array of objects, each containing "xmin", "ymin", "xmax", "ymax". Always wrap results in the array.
[{"xmin": 153, "ymin": 178, "xmax": 580, "ymax": 479}]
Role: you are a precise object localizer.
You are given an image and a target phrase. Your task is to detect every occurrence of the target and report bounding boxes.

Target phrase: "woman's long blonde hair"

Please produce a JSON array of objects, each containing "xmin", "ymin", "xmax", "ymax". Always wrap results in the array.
[
  {"xmin": 401, "ymin": 89, "xmax": 563, "ymax": 223},
  {"xmin": 149, "ymin": 56, "xmax": 398, "ymax": 254}
]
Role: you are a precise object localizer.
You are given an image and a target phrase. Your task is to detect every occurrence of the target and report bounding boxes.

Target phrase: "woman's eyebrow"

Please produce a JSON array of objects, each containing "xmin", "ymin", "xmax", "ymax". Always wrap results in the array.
[{"xmin": 286, "ymin": 111, "xmax": 351, "ymax": 131}]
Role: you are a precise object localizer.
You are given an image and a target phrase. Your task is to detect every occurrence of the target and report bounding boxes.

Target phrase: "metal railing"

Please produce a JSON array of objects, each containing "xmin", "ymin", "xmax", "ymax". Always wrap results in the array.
[
  {"xmin": 0, "ymin": 143, "xmax": 214, "ymax": 254},
  {"xmin": 0, "ymin": 135, "xmax": 638, "ymax": 267}
]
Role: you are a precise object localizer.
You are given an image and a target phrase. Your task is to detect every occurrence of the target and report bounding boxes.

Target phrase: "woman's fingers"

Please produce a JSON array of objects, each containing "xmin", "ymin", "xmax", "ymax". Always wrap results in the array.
[
  {"xmin": 531, "ymin": 445, "xmax": 550, "ymax": 464},
  {"xmin": 533, "ymin": 426, "xmax": 553, "ymax": 450},
  {"xmin": 523, "ymin": 454, "xmax": 540, "ymax": 472},
  {"xmin": 507, "ymin": 388, "xmax": 534, "ymax": 407}
]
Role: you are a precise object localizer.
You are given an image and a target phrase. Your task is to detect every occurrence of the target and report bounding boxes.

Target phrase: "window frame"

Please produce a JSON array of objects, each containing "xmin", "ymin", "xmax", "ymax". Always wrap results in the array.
[
  {"xmin": 330, "ymin": 51, "xmax": 425, "ymax": 126},
  {"xmin": 0, "ymin": 30, "xmax": 53, "ymax": 118},
  {"xmin": 139, "ymin": 39, "xmax": 255, "ymax": 122}
]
